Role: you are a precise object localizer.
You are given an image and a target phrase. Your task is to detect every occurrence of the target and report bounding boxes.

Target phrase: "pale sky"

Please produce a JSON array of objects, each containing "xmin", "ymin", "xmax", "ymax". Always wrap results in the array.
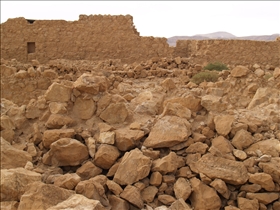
[{"xmin": 1, "ymin": 1, "xmax": 279, "ymax": 38}]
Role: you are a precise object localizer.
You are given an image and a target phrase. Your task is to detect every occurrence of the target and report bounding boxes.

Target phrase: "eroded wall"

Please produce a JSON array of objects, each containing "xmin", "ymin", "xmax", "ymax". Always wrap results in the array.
[
  {"xmin": 173, "ymin": 39, "xmax": 280, "ymax": 66},
  {"xmin": 1, "ymin": 15, "xmax": 172, "ymax": 64}
]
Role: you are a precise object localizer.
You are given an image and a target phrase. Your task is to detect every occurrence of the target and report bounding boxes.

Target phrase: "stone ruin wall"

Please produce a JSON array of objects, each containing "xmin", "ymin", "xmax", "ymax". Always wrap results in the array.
[
  {"xmin": 1, "ymin": 14, "xmax": 280, "ymax": 67},
  {"xmin": 173, "ymin": 39, "xmax": 280, "ymax": 67},
  {"xmin": 0, "ymin": 15, "xmax": 172, "ymax": 64}
]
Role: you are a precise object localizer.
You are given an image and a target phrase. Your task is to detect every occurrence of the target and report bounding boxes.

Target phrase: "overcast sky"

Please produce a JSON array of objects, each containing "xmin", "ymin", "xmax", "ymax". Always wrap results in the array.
[{"xmin": 1, "ymin": 1, "xmax": 279, "ymax": 38}]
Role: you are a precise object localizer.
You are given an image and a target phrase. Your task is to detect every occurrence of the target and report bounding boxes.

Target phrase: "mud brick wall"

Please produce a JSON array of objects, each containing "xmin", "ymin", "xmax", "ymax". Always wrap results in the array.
[{"xmin": 1, "ymin": 15, "xmax": 172, "ymax": 64}]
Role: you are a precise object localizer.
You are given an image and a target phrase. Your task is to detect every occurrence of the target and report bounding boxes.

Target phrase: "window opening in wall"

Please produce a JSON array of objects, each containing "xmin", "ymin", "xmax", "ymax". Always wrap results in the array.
[
  {"xmin": 27, "ymin": 42, "xmax": 35, "ymax": 53},
  {"xmin": 26, "ymin": 19, "xmax": 35, "ymax": 24}
]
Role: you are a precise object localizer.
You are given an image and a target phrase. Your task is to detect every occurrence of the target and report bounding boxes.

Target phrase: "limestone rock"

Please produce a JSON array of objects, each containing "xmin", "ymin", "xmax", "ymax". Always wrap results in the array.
[
  {"xmin": 185, "ymin": 142, "xmax": 209, "ymax": 154},
  {"xmin": 152, "ymin": 152, "xmax": 178, "ymax": 174},
  {"xmin": 273, "ymin": 67, "xmax": 280, "ymax": 78},
  {"xmin": 231, "ymin": 65, "xmax": 249, "ymax": 77},
  {"xmin": 158, "ymin": 195, "xmax": 176, "ymax": 205},
  {"xmin": 161, "ymin": 78, "xmax": 176, "ymax": 91},
  {"xmin": 120, "ymin": 185, "xmax": 143, "ymax": 209},
  {"xmin": 73, "ymin": 97, "xmax": 96, "ymax": 120},
  {"xmin": 53, "ymin": 173, "xmax": 81, "ymax": 190},
  {"xmin": 245, "ymin": 139, "xmax": 280, "ymax": 157},
  {"xmin": 214, "ymin": 115, "xmax": 235, "ymax": 136},
  {"xmin": 237, "ymin": 197, "xmax": 259, "ymax": 210},
  {"xmin": 247, "ymin": 87, "xmax": 279, "ymax": 109},
  {"xmin": 169, "ymin": 198, "xmax": 192, "ymax": 210},
  {"xmin": 76, "ymin": 161, "xmax": 102, "ymax": 180},
  {"xmin": 42, "ymin": 129, "xmax": 75, "ymax": 149},
  {"xmin": 190, "ymin": 153, "xmax": 249, "ymax": 185},
  {"xmin": 246, "ymin": 192, "xmax": 279, "ymax": 205},
  {"xmin": 45, "ymin": 82, "xmax": 72, "ymax": 102},
  {"xmin": 190, "ymin": 177, "xmax": 221, "ymax": 210},
  {"xmin": 210, "ymin": 178, "xmax": 230, "ymax": 199},
  {"xmin": 99, "ymin": 102, "xmax": 128, "ymax": 124},
  {"xmin": 201, "ymin": 95, "xmax": 227, "ymax": 112},
  {"xmin": 0, "ymin": 65, "xmax": 17, "ymax": 77},
  {"xmin": 141, "ymin": 186, "xmax": 158, "ymax": 203},
  {"xmin": 232, "ymin": 129, "xmax": 254, "ymax": 150},
  {"xmin": 0, "ymin": 201, "xmax": 19, "ymax": 210},
  {"xmin": 45, "ymin": 114, "xmax": 75, "ymax": 129},
  {"xmin": 240, "ymin": 184, "xmax": 262, "ymax": 193},
  {"xmin": 18, "ymin": 182, "xmax": 75, "ymax": 210},
  {"xmin": 0, "ymin": 168, "xmax": 41, "ymax": 201},
  {"xmin": 143, "ymin": 116, "xmax": 191, "ymax": 148},
  {"xmin": 114, "ymin": 148, "xmax": 152, "ymax": 185},
  {"xmin": 115, "ymin": 128, "xmax": 145, "ymax": 151},
  {"xmin": 1, "ymin": 138, "xmax": 32, "ymax": 169},
  {"xmin": 98, "ymin": 131, "xmax": 115, "ymax": 145},
  {"xmin": 49, "ymin": 102, "xmax": 67, "ymax": 114},
  {"xmin": 42, "ymin": 138, "xmax": 89, "ymax": 166},
  {"xmin": 249, "ymin": 173, "xmax": 275, "ymax": 191},
  {"xmin": 73, "ymin": 73, "xmax": 108, "ymax": 94},
  {"xmin": 46, "ymin": 194, "xmax": 106, "ymax": 210},
  {"xmin": 233, "ymin": 149, "xmax": 247, "ymax": 160},
  {"xmin": 209, "ymin": 135, "xmax": 234, "ymax": 159},
  {"xmin": 108, "ymin": 195, "xmax": 129, "ymax": 210},
  {"xmin": 259, "ymin": 157, "xmax": 280, "ymax": 184},
  {"xmin": 164, "ymin": 95, "xmax": 202, "ymax": 112},
  {"xmin": 85, "ymin": 137, "xmax": 96, "ymax": 158},
  {"xmin": 150, "ymin": 171, "xmax": 163, "ymax": 186},
  {"xmin": 75, "ymin": 175, "xmax": 109, "ymax": 208},
  {"xmin": 106, "ymin": 180, "xmax": 123, "ymax": 196},
  {"xmin": 94, "ymin": 144, "xmax": 120, "ymax": 169},
  {"xmin": 161, "ymin": 102, "xmax": 191, "ymax": 119},
  {"xmin": 174, "ymin": 177, "xmax": 192, "ymax": 200}
]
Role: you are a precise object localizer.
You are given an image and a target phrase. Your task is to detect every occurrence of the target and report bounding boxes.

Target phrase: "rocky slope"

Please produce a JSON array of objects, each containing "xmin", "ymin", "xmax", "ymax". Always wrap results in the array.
[{"xmin": 1, "ymin": 56, "xmax": 280, "ymax": 210}]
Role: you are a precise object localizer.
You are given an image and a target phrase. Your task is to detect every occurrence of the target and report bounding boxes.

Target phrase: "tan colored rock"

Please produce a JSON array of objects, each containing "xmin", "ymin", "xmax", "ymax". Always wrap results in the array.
[
  {"xmin": 115, "ymin": 128, "xmax": 145, "ymax": 151},
  {"xmin": 245, "ymin": 139, "xmax": 280, "ymax": 157},
  {"xmin": 237, "ymin": 197, "xmax": 259, "ymax": 210},
  {"xmin": 190, "ymin": 153, "xmax": 249, "ymax": 185},
  {"xmin": 240, "ymin": 184, "xmax": 262, "ymax": 193},
  {"xmin": 0, "ymin": 115, "xmax": 15, "ymax": 130},
  {"xmin": 85, "ymin": 137, "xmax": 96, "ymax": 158},
  {"xmin": 141, "ymin": 186, "xmax": 158, "ymax": 203},
  {"xmin": 46, "ymin": 194, "xmax": 106, "ymax": 210},
  {"xmin": 185, "ymin": 142, "xmax": 209, "ymax": 154},
  {"xmin": 45, "ymin": 114, "xmax": 75, "ymax": 129},
  {"xmin": 158, "ymin": 195, "xmax": 176, "ymax": 205},
  {"xmin": 94, "ymin": 144, "xmax": 120, "ymax": 169},
  {"xmin": 233, "ymin": 149, "xmax": 247, "ymax": 160},
  {"xmin": 232, "ymin": 129, "xmax": 254, "ymax": 150},
  {"xmin": 75, "ymin": 175, "xmax": 109, "ymax": 208},
  {"xmin": 201, "ymin": 95, "xmax": 227, "ymax": 112},
  {"xmin": 98, "ymin": 131, "xmax": 115, "ymax": 145},
  {"xmin": 152, "ymin": 152, "xmax": 178, "ymax": 174},
  {"xmin": 76, "ymin": 161, "xmax": 102, "ymax": 180},
  {"xmin": 18, "ymin": 182, "xmax": 75, "ymax": 210},
  {"xmin": 273, "ymin": 67, "xmax": 280, "ymax": 78},
  {"xmin": 231, "ymin": 65, "xmax": 249, "ymax": 77},
  {"xmin": 246, "ymin": 192, "xmax": 279, "ymax": 205},
  {"xmin": 210, "ymin": 178, "xmax": 230, "ymax": 199},
  {"xmin": 0, "ymin": 201, "xmax": 19, "ymax": 210},
  {"xmin": 273, "ymin": 201, "xmax": 280, "ymax": 210},
  {"xmin": 43, "ymin": 129, "xmax": 75, "ymax": 149},
  {"xmin": 247, "ymin": 87, "xmax": 279, "ymax": 109},
  {"xmin": 143, "ymin": 116, "xmax": 191, "ymax": 148},
  {"xmin": 49, "ymin": 102, "xmax": 67, "ymax": 114},
  {"xmin": 73, "ymin": 73, "xmax": 108, "ymax": 94},
  {"xmin": 53, "ymin": 173, "xmax": 81, "ymax": 190},
  {"xmin": 73, "ymin": 97, "xmax": 96, "ymax": 120},
  {"xmin": 0, "ymin": 168, "xmax": 41, "ymax": 201},
  {"xmin": 249, "ymin": 173, "xmax": 275, "ymax": 191},
  {"xmin": 214, "ymin": 115, "xmax": 235, "ymax": 136},
  {"xmin": 99, "ymin": 102, "xmax": 128, "ymax": 124},
  {"xmin": 120, "ymin": 185, "xmax": 143, "ymax": 209},
  {"xmin": 114, "ymin": 148, "xmax": 152, "ymax": 185},
  {"xmin": 161, "ymin": 102, "xmax": 191, "ymax": 119},
  {"xmin": 108, "ymin": 195, "xmax": 129, "ymax": 210},
  {"xmin": 45, "ymin": 82, "xmax": 72, "ymax": 102},
  {"xmin": 0, "ymin": 129, "xmax": 15, "ymax": 144},
  {"xmin": 1, "ymin": 138, "xmax": 32, "ymax": 169},
  {"xmin": 209, "ymin": 135, "xmax": 234, "ymax": 159},
  {"xmin": 0, "ymin": 65, "xmax": 17, "ymax": 77},
  {"xmin": 150, "ymin": 171, "xmax": 163, "ymax": 186},
  {"xmin": 190, "ymin": 177, "xmax": 221, "ymax": 210},
  {"xmin": 169, "ymin": 198, "xmax": 192, "ymax": 210},
  {"xmin": 106, "ymin": 180, "xmax": 123, "ymax": 196},
  {"xmin": 174, "ymin": 177, "xmax": 192, "ymax": 200},
  {"xmin": 42, "ymin": 138, "xmax": 89, "ymax": 166},
  {"xmin": 259, "ymin": 157, "xmax": 280, "ymax": 184},
  {"xmin": 161, "ymin": 78, "xmax": 176, "ymax": 91}
]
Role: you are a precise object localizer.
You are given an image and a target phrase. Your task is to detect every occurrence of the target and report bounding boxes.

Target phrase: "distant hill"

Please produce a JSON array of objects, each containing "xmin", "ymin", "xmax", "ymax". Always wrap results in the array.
[{"xmin": 167, "ymin": 32, "xmax": 280, "ymax": 46}]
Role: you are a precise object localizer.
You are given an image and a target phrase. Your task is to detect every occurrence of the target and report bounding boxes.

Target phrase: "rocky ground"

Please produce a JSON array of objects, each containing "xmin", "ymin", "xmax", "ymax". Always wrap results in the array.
[{"xmin": 1, "ymin": 56, "xmax": 280, "ymax": 210}]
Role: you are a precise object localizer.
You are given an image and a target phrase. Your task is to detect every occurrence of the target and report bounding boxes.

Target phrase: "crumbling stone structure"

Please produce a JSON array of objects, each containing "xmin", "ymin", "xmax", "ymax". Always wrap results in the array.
[{"xmin": 1, "ymin": 15, "xmax": 172, "ymax": 64}]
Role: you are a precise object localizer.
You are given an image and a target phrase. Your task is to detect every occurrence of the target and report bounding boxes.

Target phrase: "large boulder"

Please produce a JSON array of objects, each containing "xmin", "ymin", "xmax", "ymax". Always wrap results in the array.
[
  {"xmin": 42, "ymin": 129, "xmax": 75, "ymax": 149},
  {"xmin": 94, "ymin": 144, "xmax": 120, "ymax": 170},
  {"xmin": 214, "ymin": 115, "xmax": 235, "ymax": 136},
  {"xmin": 190, "ymin": 153, "xmax": 249, "ymax": 185},
  {"xmin": 152, "ymin": 152, "xmax": 178, "ymax": 174},
  {"xmin": 231, "ymin": 65, "xmax": 249, "ymax": 77},
  {"xmin": 143, "ymin": 116, "xmax": 191, "ymax": 148},
  {"xmin": 1, "ymin": 138, "xmax": 32, "ymax": 169},
  {"xmin": 201, "ymin": 95, "xmax": 227, "ymax": 112},
  {"xmin": 120, "ymin": 185, "xmax": 143, "ymax": 209},
  {"xmin": 45, "ymin": 82, "xmax": 72, "ymax": 102},
  {"xmin": 114, "ymin": 148, "xmax": 152, "ymax": 185},
  {"xmin": 99, "ymin": 103, "xmax": 128, "ymax": 124},
  {"xmin": 259, "ymin": 157, "xmax": 280, "ymax": 184},
  {"xmin": 45, "ymin": 114, "xmax": 75, "ymax": 129},
  {"xmin": 72, "ymin": 97, "xmax": 96, "ymax": 120},
  {"xmin": 42, "ymin": 138, "xmax": 89, "ymax": 166},
  {"xmin": 115, "ymin": 128, "xmax": 145, "ymax": 151},
  {"xmin": 0, "ymin": 168, "xmax": 41, "ymax": 201},
  {"xmin": 18, "ymin": 182, "xmax": 75, "ymax": 210}
]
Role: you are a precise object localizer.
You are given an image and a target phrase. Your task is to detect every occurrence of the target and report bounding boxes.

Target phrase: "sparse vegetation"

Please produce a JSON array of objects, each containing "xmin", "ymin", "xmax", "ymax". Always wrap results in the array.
[
  {"xmin": 203, "ymin": 61, "xmax": 229, "ymax": 71},
  {"xmin": 191, "ymin": 71, "xmax": 220, "ymax": 84}
]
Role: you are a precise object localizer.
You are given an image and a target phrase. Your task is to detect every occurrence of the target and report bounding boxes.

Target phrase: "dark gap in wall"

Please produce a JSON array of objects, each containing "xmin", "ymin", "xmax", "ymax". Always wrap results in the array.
[
  {"xmin": 27, "ymin": 42, "xmax": 35, "ymax": 53},
  {"xmin": 26, "ymin": 19, "xmax": 35, "ymax": 24}
]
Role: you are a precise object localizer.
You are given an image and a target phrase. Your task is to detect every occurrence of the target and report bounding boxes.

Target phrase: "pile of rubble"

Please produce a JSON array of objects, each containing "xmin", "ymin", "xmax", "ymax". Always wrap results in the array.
[{"xmin": 1, "ymin": 57, "xmax": 280, "ymax": 210}]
